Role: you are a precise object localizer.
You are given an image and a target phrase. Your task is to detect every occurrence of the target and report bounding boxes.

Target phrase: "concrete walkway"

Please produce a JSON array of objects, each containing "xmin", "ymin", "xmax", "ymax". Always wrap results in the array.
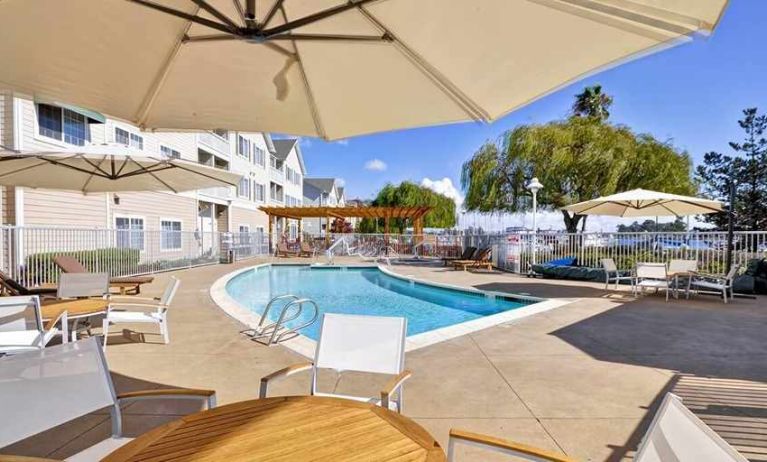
[{"xmin": 5, "ymin": 259, "xmax": 766, "ymax": 461}]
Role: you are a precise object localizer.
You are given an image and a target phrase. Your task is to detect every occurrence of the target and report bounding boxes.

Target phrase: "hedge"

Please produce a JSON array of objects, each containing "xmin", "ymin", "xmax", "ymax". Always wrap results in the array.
[{"xmin": 25, "ymin": 248, "xmax": 141, "ymax": 284}]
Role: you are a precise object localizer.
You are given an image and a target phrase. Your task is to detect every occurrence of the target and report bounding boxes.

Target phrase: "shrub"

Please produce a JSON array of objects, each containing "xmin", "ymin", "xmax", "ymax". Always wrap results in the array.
[{"xmin": 25, "ymin": 248, "xmax": 140, "ymax": 284}]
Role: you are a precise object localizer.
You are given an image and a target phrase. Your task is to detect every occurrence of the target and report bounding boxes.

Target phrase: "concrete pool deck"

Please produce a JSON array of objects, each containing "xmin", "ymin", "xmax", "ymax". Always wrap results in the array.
[{"xmin": 4, "ymin": 257, "xmax": 767, "ymax": 461}]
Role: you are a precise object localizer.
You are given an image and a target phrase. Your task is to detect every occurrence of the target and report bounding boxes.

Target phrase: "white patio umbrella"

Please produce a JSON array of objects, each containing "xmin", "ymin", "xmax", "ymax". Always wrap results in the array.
[
  {"xmin": 562, "ymin": 188, "xmax": 724, "ymax": 217},
  {"xmin": 0, "ymin": 144, "xmax": 242, "ymax": 193},
  {"xmin": 0, "ymin": 1, "xmax": 728, "ymax": 140}
]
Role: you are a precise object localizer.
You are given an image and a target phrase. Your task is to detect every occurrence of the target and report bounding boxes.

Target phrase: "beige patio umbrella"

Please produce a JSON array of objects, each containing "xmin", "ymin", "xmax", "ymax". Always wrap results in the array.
[
  {"xmin": 0, "ymin": 1, "xmax": 728, "ymax": 140},
  {"xmin": 562, "ymin": 189, "xmax": 724, "ymax": 217},
  {"xmin": 0, "ymin": 144, "xmax": 242, "ymax": 193}
]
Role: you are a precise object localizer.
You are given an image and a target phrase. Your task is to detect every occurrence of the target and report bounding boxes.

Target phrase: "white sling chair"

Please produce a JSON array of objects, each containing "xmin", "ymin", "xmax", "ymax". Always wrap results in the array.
[
  {"xmin": 447, "ymin": 393, "xmax": 746, "ymax": 462},
  {"xmin": 691, "ymin": 264, "xmax": 741, "ymax": 304},
  {"xmin": 601, "ymin": 258, "xmax": 634, "ymax": 290},
  {"xmin": 0, "ymin": 337, "xmax": 216, "ymax": 461},
  {"xmin": 0, "ymin": 295, "xmax": 67, "ymax": 356},
  {"xmin": 103, "ymin": 277, "xmax": 179, "ymax": 348},
  {"xmin": 57, "ymin": 272, "xmax": 110, "ymax": 342},
  {"xmin": 259, "ymin": 313, "xmax": 411, "ymax": 413},
  {"xmin": 634, "ymin": 263, "xmax": 672, "ymax": 301}
]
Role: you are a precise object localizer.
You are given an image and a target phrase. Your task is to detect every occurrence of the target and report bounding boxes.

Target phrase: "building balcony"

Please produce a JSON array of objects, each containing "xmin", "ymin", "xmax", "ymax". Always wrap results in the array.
[
  {"xmin": 270, "ymin": 166, "xmax": 284, "ymax": 183},
  {"xmin": 199, "ymin": 186, "xmax": 234, "ymax": 200},
  {"xmin": 198, "ymin": 132, "xmax": 230, "ymax": 159}
]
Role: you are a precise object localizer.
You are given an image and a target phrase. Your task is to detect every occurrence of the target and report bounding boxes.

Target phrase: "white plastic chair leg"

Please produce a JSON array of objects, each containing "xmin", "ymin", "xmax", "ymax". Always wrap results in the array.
[
  {"xmin": 161, "ymin": 317, "xmax": 169, "ymax": 344},
  {"xmin": 102, "ymin": 319, "xmax": 110, "ymax": 349}
]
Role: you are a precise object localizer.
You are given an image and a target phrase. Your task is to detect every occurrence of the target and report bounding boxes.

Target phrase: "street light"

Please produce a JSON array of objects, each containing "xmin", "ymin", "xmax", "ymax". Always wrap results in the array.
[{"xmin": 527, "ymin": 177, "xmax": 543, "ymax": 266}]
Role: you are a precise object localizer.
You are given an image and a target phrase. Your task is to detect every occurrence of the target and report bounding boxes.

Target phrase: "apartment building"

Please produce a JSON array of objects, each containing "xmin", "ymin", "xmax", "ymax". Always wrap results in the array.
[
  {"xmin": 0, "ymin": 90, "xmax": 306, "ymax": 244},
  {"xmin": 302, "ymin": 177, "xmax": 346, "ymax": 235}
]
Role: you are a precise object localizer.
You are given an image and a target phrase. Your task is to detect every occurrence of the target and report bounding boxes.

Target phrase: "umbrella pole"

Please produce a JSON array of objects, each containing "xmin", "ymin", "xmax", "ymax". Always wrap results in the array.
[{"xmin": 726, "ymin": 179, "xmax": 735, "ymax": 272}]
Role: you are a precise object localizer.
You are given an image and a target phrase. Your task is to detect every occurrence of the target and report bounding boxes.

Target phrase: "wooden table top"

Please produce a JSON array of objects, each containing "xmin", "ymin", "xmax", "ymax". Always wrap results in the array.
[
  {"xmin": 40, "ymin": 298, "xmax": 108, "ymax": 320},
  {"xmin": 103, "ymin": 396, "xmax": 446, "ymax": 462}
]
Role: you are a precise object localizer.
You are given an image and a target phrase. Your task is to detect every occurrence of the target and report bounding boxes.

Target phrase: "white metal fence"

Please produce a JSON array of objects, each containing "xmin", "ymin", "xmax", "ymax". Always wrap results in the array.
[
  {"xmin": 320, "ymin": 231, "xmax": 766, "ymax": 275},
  {"xmin": 0, "ymin": 226, "xmax": 270, "ymax": 287}
]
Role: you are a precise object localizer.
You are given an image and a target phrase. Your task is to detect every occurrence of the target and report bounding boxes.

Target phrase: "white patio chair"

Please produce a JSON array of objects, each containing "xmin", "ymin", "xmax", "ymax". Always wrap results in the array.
[
  {"xmin": 259, "ymin": 313, "xmax": 411, "ymax": 413},
  {"xmin": 57, "ymin": 272, "xmax": 110, "ymax": 342},
  {"xmin": 634, "ymin": 263, "xmax": 672, "ymax": 301},
  {"xmin": 447, "ymin": 393, "xmax": 746, "ymax": 462},
  {"xmin": 601, "ymin": 258, "xmax": 633, "ymax": 290},
  {"xmin": 668, "ymin": 259, "xmax": 698, "ymax": 299},
  {"xmin": 0, "ymin": 337, "xmax": 216, "ymax": 461},
  {"xmin": 0, "ymin": 295, "xmax": 67, "ymax": 356},
  {"xmin": 103, "ymin": 277, "xmax": 179, "ymax": 348},
  {"xmin": 691, "ymin": 264, "xmax": 741, "ymax": 304}
]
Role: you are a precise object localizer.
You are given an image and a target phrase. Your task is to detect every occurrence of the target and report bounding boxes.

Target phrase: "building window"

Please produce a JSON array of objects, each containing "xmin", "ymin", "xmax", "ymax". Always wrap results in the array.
[
  {"xmin": 37, "ymin": 104, "xmax": 91, "ymax": 146},
  {"xmin": 253, "ymin": 147, "xmax": 266, "ymax": 167},
  {"xmin": 254, "ymin": 183, "xmax": 265, "ymax": 202},
  {"xmin": 115, "ymin": 217, "xmax": 144, "ymax": 250},
  {"xmin": 115, "ymin": 127, "xmax": 143, "ymax": 149},
  {"xmin": 160, "ymin": 145, "xmax": 181, "ymax": 159},
  {"xmin": 160, "ymin": 220, "xmax": 182, "ymax": 250},
  {"xmin": 237, "ymin": 135, "xmax": 250, "ymax": 159},
  {"xmin": 238, "ymin": 178, "xmax": 250, "ymax": 198}
]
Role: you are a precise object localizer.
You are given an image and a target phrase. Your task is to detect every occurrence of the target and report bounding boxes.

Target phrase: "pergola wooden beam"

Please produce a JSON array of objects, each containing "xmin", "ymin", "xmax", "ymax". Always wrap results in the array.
[{"xmin": 259, "ymin": 205, "xmax": 432, "ymax": 221}]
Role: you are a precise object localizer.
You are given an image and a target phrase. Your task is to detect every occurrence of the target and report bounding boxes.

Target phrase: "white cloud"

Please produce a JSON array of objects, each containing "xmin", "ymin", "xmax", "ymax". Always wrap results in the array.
[
  {"xmin": 298, "ymin": 137, "xmax": 312, "ymax": 148},
  {"xmin": 420, "ymin": 177, "xmax": 464, "ymax": 209},
  {"xmin": 335, "ymin": 139, "xmax": 350, "ymax": 146},
  {"xmin": 364, "ymin": 158, "xmax": 387, "ymax": 171},
  {"xmin": 336, "ymin": 178, "xmax": 346, "ymax": 187}
]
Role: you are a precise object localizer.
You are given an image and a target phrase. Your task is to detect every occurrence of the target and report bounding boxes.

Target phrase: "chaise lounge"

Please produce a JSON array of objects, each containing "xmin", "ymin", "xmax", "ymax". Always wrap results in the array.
[
  {"xmin": 452, "ymin": 247, "xmax": 492, "ymax": 271},
  {"xmin": 442, "ymin": 246, "xmax": 476, "ymax": 266},
  {"xmin": 0, "ymin": 270, "xmax": 58, "ymax": 297},
  {"xmin": 276, "ymin": 242, "xmax": 300, "ymax": 257},
  {"xmin": 53, "ymin": 255, "xmax": 154, "ymax": 295}
]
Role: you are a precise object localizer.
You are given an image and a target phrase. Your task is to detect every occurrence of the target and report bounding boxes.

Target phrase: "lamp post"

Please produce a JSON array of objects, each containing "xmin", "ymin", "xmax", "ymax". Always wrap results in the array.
[{"xmin": 527, "ymin": 177, "xmax": 543, "ymax": 266}]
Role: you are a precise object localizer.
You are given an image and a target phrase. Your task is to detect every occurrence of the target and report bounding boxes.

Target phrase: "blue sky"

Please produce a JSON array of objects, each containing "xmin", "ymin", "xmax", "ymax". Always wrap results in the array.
[{"xmin": 288, "ymin": 1, "xmax": 766, "ymax": 230}]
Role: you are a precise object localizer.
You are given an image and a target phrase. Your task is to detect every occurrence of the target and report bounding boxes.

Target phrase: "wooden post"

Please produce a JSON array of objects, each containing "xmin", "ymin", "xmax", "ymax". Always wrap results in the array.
[
  {"xmin": 325, "ymin": 215, "xmax": 331, "ymax": 246},
  {"xmin": 414, "ymin": 216, "xmax": 423, "ymax": 257},
  {"xmin": 268, "ymin": 215, "xmax": 273, "ymax": 253},
  {"xmin": 298, "ymin": 218, "xmax": 303, "ymax": 242}
]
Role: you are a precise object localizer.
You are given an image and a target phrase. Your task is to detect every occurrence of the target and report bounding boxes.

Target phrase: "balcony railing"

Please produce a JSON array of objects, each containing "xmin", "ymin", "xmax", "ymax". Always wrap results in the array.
[
  {"xmin": 198, "ymin": 132, "xmax": 230, "ymax": 158},
  {"xmin": 270, "ymin": 166, "xmax": 284, "ymax": 183},
  {"xmin": 198, "ymin": 186, "xmax": 234, "ymax": 200}
]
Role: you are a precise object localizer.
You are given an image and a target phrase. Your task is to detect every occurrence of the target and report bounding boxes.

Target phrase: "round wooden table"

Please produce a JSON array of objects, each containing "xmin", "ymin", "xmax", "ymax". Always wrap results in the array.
[
  {"xmin": 103, "ymin": 396, "xmax": 446, "ymax": 462},
  {"xmin": 40, "ymin": 298, "xmax": 109, "ymax": 321}
]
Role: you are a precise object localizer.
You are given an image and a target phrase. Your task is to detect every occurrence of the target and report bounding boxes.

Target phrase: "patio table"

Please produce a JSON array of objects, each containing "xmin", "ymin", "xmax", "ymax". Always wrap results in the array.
[
  {"xmin": 41, "ymin": 298, "xmax": 108, "ymax": 332},
  {"xmin": 102, "ymin": 395, "xmax": 446, "ymax": 462},
  {"xmin": 667, "ymin": 270, "xmax": 697, "ymax": 299}
]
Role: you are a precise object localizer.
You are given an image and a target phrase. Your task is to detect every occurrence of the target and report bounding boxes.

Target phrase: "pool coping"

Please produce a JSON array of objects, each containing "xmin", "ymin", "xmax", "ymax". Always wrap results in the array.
[{"xmin": 209, "ymin": 263, "xmax": 574, "ymax": 358}]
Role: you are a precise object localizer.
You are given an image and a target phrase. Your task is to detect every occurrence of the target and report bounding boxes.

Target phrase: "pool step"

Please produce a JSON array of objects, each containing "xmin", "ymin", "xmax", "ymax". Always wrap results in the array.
[{"xmin": 247, "ymin": 294, "xmax": 319, "ymax": 346}]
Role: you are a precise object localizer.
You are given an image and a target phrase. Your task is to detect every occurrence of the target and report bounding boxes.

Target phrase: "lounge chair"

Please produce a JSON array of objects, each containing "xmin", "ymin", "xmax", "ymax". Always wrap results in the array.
[
  {"xmin": 103, "ymin": 277, "xmax": 179, "ymax": 347},
  {"xmin": 0, "ymin": 337, "xmax": 216, "ymax": 461},
  {"xmin": 601, "ymin": 258, "xmax": 633, "ymax": 290},
  {"xmin": 53, "ymin": 255, "xmax": 153, "ymax": 295},
  {"xmin": 634, "ymin": 262, "xmax": 672, "ymax": 301},
  {"xmin": 452, "ymin": 247, "xmax": 492, "ymax": 271},
  {"xmin": 275, "ymin": 242, "xmax": 299, "ymax": 257},
  {"xmin": 260, "ymin": 313, "xmax": 411, "ymax": 413},
  {"xmin": 442, "ymin": 246, "xmax": 477, "ymax": 266},
  {"xmin": 691, "ymin": 264, "xmax": 741, "ymax": 303},
  {"xmin": 448, "ymin": 393, "xmax": 746, "ymax": 461},
  {"xmin": 0, "ymin": 295, "xmax": 68, "ymax": 356},
  {"xmin": 0, "ymin": 270, "xmax": 57, "ymax": 297},
  {"xmin": 299, "ymin": 241, "xmax": 316, "ymax": 258}
]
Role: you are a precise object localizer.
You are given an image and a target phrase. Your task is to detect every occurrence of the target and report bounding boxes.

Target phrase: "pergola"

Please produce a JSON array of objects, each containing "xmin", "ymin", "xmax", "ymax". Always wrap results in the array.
[{"xmin": 259, "ymin": 205, "xmax": 431, "ymax": 245}]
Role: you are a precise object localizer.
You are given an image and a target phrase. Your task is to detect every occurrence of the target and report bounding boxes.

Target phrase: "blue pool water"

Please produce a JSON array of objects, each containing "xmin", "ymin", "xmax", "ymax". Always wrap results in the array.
[{"xmin": 225, "ymin": 265, "xmax": 532, "ymax": 340}]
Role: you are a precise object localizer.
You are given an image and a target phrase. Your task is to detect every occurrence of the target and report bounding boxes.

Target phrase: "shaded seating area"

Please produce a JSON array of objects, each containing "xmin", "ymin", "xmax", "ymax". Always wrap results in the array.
[
  {"xmin": 53, "ymin": 256, "xmax": 153, "ymax": 295},
  {"xmin": 442, "ymin": 246, "xmax": 476, "ymax": 266}
]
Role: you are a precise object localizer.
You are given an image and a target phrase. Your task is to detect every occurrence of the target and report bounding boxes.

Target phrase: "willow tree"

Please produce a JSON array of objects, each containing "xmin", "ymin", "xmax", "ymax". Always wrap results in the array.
[
  {"xmin": 461, "ymin": 117, "xmax": 694, "ymax": 233},
  {"xmin": 358, "ymin": 181, "xmax": 456, "ymax": 233}
]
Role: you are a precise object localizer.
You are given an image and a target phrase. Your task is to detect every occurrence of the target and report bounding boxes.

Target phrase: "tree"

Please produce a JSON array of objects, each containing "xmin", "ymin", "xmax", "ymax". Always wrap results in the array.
[
  {"xmin": 696, "ymin": 108, "xmax": 767, "ymax": 230},
  {"xmin": 617, "ymin": 218, "xmax": 687, "ymax": 233},
  {"xmin": 331, "ymin": 217, "xmax": 353, "ymax": 233},
  {"xmin": 461, "ymin": 87, "xmax": 695, "ymax": 233},
  {"xmin": 358, "ymin": 182, "xmax": 456, "ymax": 233},
  {"xmin": 572, "ymin": 85, "xmax": 613, "ymax": 121}
]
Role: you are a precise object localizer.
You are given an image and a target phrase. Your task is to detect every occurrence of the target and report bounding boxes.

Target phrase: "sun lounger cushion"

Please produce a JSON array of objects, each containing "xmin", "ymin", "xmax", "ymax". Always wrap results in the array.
[
  {"xmin": 111, "ymin": 275, "xmax": 154, "ymax": 284},
  {"xmin": 532, "ymin": 264, "xmax": 607, "ymax": 282},
  {"xmin": 547, "ymin": 256, "xmax": 577, "ymax": 266}
]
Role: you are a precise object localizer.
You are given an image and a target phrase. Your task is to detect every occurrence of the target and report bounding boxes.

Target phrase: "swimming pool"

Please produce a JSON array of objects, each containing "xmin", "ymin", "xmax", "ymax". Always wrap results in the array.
[{"xmin": 224, "ymin": 265, "xmax": 534, "ymax": 340}]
